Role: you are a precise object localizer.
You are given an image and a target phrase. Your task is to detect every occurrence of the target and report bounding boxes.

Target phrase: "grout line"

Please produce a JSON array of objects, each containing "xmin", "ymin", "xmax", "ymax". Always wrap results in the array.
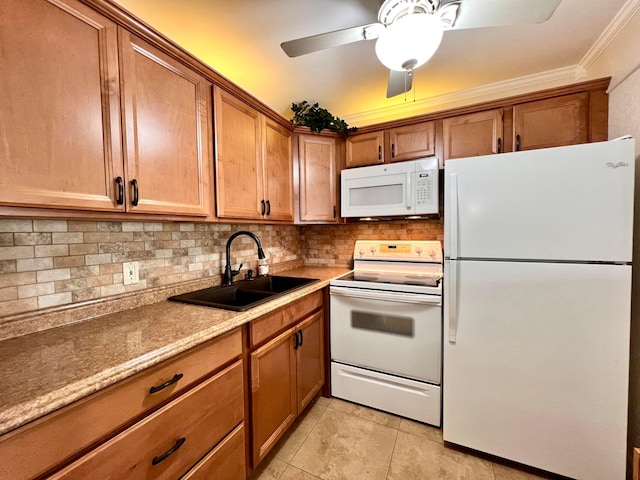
[{"xmin": 384, "ymin": 428, "xmax": 400, "ymax": 480}]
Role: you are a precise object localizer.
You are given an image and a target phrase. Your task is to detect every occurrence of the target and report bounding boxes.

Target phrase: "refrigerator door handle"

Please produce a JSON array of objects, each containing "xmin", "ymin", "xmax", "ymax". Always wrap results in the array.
[
  {"xmin": 448, "ymin": 260, "xmax": 459, "ymax": 343},
  {"xmin": 449, "ymin": 173, "xmax": 459, "ymax": 260}
]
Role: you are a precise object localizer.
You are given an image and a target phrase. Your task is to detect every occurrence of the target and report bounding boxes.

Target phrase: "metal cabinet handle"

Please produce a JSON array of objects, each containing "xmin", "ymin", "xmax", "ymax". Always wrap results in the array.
[
  {"xmin": 333, "ymin": 205, "xmax": 337, "ymax": 219},
  {"xmin": 298, "ymin": 330, "xmax": 303, "ymax": 347},
  {"xmin": 152, "ymin": 437, "xmax": 186, "ymax": 465},
  {"xmin": 391, "ymin": 143, "xmax": 395, "ymax": 158},
  {"xmin": 115, "ymin": 177, "xmax": 124, "ymax": 205},
  {"xmin": 261, "ymin": 199, "xmax": 266, "ymax": 216},
  {"xmin": 497, "ymin": 137, "xmax": 502, "ymax": 154},
  {"xmin": 131, "ymin": 179, "xmax": 139, "ymax": 206},
  {"xmin": 266, "ymin": 200, "xmax": 271, "ymax": 216},
  {"xmin": 516, "ymin": 134, "xmax": 521, "ymax": 151},
  {"xmin": 378, "ymin": 145, "xmax": 382, "ymax": 160},
  {"xmin": 149, "ymin": 373, "xmax": 183, "ymax": 394},
  {"xmin": 293, "ymin": 331, "xmax": 299, "ymax": 350}
]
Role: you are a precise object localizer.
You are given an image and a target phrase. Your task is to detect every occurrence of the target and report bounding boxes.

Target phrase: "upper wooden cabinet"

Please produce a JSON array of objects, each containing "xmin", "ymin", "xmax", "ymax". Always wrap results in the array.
[
  {"xmin": 214, "ymin": 87, "xmax": 293, "ymax": 222},
  {"xmin": 345, "ymin": 131, "xmax": 385, "ymax": 167},
  {"xmin": 345, "ymin": 121, "xmax": 436, "ymax": 167},
  {"xmin": 443, "ymin": 109, "xmax": 504, "ymax": 163},
  {"xmin": 297, "ymin": 134, "xmax": 340, "ymax": 223},
  {"xmin": 512, "ymin": 93, "xmax": 589, "ymax": 151},
  {"xmin": 263, "ymin": 119, "xmax": 294, "ymax": 222},
  {"xmin": 0, "ymin": 0, "xmax": 212, "ymax": 216},
  {"xmin": 388, "ymin": 122, "xmax": 436, "ymax": 162},
  {"xmin": 119, "ymin": 30, "xmax": 212, "ymax": 216},
  {"xmin": 0, "ymin": 0, "xmax": 123, "ymax": 212}
]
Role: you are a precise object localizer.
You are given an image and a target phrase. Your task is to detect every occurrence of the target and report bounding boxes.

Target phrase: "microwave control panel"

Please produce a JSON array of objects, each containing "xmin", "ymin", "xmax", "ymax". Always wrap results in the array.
[{"xmin": 416, "ymin": 171, "xmax": 433, "ymax": 206}]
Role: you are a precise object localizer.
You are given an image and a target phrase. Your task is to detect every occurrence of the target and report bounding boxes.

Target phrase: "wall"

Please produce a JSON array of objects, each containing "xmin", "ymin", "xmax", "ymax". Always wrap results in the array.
[
  {"xmin": 0, "ymin": 219, "xmax": 303, "ymax": 321},
  {"xmin": 303, "ymin": 219, "xmax": 444, "ymax": 267}
]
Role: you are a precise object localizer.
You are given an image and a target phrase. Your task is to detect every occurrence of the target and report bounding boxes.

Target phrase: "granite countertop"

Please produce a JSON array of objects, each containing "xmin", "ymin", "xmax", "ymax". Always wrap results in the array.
[{"xmin": 0, "ymin": 266, "xmax": 350, "ymax": 437}]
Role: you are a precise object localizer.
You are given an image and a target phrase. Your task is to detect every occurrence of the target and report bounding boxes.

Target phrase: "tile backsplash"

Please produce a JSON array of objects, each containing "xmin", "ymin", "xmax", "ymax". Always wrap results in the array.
[
  {"xmin": 0, "ymin": 217, "xmax": 443, "ymax": 320},
  {"xmin": 0, "ymin": 219, "xmax": 303, "ymax": 318},
  {"xmin": 303, "ymin": 219, "xmax": 444, "ymax": 267}
]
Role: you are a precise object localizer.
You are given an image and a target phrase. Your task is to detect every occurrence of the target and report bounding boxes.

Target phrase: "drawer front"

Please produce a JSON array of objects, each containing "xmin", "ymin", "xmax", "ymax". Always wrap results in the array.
[
  {"xmin": 250, "ymin": 290, "xmax": 323, "ymax": 347},
  {"xmin": 49, "ymin": 360, "xmax": 244, "ymax": 480},
  {"xmin": 0, "ymin": 329, "xmax": 241, "ymax": 480},
  {"xmin": 181, "ymin": 423, "xmax": 246, "ymax": 480}
]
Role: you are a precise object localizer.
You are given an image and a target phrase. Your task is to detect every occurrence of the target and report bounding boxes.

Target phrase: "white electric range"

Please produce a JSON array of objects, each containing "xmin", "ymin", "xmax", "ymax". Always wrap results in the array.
[{"xmin": 329, "ymin": 240, "xmax": 443, "ymax": 426}]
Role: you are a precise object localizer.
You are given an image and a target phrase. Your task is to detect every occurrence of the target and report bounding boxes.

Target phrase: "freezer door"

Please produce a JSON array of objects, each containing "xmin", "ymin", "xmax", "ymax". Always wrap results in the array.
[
  {"xmin": 444, "ymin": 138, "xmax": 635, "ymax": 262},
  {"xmin": 443, "ymin": 260, "xmax": 631, "ymax": 480}
]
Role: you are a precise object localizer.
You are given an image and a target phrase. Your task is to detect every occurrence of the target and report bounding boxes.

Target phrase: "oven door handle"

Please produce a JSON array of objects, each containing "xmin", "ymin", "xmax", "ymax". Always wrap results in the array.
[{"xmin": 330, "ymin": 286, "xmax": 441, "ymax": 305}]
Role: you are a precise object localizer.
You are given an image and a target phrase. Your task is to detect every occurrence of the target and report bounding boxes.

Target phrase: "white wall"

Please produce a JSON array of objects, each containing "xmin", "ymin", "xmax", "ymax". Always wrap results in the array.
[{"xmin": 587, "ymin": 4, "xmax": 640, "ymax": 477}]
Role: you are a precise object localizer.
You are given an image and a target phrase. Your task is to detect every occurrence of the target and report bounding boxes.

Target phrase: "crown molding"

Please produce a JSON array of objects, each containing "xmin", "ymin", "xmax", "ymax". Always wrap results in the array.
[
  {"xmin": 578, "ymin": 0, "xmax": 640, "ymax": 71},
  {"xmin": 343, "ymin": 66, "xmax": 580, "ymax": 126}
]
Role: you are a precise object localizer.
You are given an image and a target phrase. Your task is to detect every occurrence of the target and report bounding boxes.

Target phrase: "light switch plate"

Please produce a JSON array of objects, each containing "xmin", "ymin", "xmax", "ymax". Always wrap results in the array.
[{"xmin": 123, "ymin": 261, "xmax": 139, "ymax": 285}]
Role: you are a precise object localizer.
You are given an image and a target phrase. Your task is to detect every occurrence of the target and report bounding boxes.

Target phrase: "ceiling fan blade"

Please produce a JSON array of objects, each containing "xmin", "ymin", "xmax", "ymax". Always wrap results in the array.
[
  {"xmin": 281, "ymin": 23, "xmax": 383, "ymax": 57},
  {"xmin": 386, "ymin": 70, "xmax": 413, "ymax": 98},
  {"xmin": 451, "ymin": 0, "xmax": 562, "ymax": 30}
]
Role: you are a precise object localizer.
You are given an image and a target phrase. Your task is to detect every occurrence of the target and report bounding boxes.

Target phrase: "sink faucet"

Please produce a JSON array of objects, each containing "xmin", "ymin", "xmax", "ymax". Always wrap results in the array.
[{"xmin": 224, "ymin": 231, "xmax": 266, "ymax": 285}]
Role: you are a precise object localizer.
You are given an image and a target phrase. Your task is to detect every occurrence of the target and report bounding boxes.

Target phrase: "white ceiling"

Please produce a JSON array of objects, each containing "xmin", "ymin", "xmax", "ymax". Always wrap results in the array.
[{"xmin": 113, "ymin": 0, "xmax": 628, "ymax": 126}]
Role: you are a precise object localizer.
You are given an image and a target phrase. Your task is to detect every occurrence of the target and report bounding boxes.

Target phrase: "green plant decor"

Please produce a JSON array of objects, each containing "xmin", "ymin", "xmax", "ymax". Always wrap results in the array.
[{"xmin": 290, "ymin": 101, "xmax": 357, "ymax": 135}]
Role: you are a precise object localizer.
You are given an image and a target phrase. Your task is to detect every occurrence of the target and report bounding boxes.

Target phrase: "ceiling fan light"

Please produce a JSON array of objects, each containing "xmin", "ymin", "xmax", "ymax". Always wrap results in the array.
[{"xmin": 375, "ymin": 14, "xmax": 444, "ymax": 71}]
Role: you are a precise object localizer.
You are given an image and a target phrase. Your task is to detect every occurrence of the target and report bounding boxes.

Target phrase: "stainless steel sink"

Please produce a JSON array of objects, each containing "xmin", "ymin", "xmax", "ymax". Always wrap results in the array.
[{"xmin": 168, "ymin": 275, "xmax": 319, "ymax": 311}]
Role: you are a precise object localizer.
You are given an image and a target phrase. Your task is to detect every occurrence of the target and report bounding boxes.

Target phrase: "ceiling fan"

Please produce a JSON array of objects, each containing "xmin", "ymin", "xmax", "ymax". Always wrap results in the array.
[{"xmin": 281, "ymin": 0, "xmax": 563, "ymax": 98}]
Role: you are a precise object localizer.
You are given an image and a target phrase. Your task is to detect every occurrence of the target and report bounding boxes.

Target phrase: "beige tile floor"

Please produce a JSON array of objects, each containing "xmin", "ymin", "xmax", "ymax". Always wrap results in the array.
[{"xmin": 250, "ymin": 397, "xmax": 556, "ymax": 480}]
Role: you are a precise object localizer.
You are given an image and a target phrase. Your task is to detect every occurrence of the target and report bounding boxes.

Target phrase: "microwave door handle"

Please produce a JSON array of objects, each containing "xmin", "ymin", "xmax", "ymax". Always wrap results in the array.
[{"xmin": 406, "ymin": 172, "xmax": 412, "ymax": 210}]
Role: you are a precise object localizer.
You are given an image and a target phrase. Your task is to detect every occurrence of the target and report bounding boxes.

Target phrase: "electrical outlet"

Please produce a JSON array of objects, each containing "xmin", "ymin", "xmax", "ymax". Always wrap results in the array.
[{"xmin": 123, "ymin": 261, "xmax": 139, "ymax": 285}]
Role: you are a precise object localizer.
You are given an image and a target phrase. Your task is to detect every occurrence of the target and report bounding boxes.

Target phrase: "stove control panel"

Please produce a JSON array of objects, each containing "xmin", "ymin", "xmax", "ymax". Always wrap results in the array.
[{"xmin": 354, "ymin": 240, "xmax": 442, "ymax": 263}]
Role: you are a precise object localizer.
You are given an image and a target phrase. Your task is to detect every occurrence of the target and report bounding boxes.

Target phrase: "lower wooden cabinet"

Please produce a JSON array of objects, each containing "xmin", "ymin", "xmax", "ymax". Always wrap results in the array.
[
  {"xmin": 249, "ymin": 294, "xmax": 325, "ymax": 467},
  {"xmin": 182, "ymin": 423, "xmax": 246, "ymax": 480},
  {"xmin": 50, "ymin": 361, "xmax": 244, "ymax": 480},
  {"xmin": 0, "ymin": 329, "xmax": 243, "ymax": 480}
]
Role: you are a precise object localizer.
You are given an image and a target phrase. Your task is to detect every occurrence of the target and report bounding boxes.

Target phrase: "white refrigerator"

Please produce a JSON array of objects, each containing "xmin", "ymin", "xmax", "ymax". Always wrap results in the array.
[{"xmin": 443, "ymin": 138, "xmax": 635, "ymax": 480}]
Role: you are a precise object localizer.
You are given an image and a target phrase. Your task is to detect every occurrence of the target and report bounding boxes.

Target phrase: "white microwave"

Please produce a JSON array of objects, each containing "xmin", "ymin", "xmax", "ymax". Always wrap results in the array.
[{"xmin": 341, "ymin": 157, "xmax": 439, "ymax": 218}]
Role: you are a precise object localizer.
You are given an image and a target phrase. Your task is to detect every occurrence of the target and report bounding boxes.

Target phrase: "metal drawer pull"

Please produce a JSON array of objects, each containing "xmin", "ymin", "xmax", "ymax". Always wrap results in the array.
[
  {"xmin": 149, "ymin": 373, "xmax": 184, "ymax": 394},
  {"xmin": 152, "ymin": 437, "xmax": 186, "ymax": 465},
  {"xmin": 298, "ymin": 329, "xmax": 303, "ymax": 347},
  {"xmin": 294, "ymin": 331, "xmax": 299, "ymax": 350}
]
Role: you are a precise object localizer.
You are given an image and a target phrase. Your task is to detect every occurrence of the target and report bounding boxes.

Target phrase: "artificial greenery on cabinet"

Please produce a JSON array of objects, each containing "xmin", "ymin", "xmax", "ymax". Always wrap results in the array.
[{"xmin": 290, "ymin": 101, "xmax": 357, "ymax": 135}]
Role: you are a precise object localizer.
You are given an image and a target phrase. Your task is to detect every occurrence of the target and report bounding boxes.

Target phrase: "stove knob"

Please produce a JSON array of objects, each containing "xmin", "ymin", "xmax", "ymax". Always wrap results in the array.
[
  {"xmin": 415, "ymin": 246, "xmax": 423, "ymax": 256},
  {"xmin": 358, "ymin": 248, "xmax": 365, "ymax": 257},
  {"xmin": 369, "ymin": 246, "xmax": 376, "ymax": 254},
  {"xmin": 428, "ymin": 249, "xmax": 436, "ymax": 258}
]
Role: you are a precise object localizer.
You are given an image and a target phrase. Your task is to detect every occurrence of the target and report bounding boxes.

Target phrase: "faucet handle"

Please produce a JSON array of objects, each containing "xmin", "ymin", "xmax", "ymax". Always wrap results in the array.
[{"xmin": 231, "ymin": 263, "xmax": 243, "ymax": 277}]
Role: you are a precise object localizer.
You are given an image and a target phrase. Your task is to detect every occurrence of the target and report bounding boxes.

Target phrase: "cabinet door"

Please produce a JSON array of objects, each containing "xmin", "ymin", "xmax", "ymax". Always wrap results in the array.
[
  {"xmin": 389, "ymin": 122, "xmax": 436, "ymax": 162},
  {"xmin": 513, "ymin": 93, "xmax": 589, "ymax": 151},
  {"xmin": 250, "ymin": 328, "xmax": 297, "ymax": 467},
  {"xmin": 0, "ymin": 0, "xmax": 123, "ymax": 211},
  {"xmin": 119, "ymin": 30, "xmax": 211, "ymax": 216},
  {"xmin": 443, "ymin": 110, "xmax": 503, "ymax": 163},
  {"xmin": 298, "ymin": 135, "xmax": 338, "ymax": 223},
  {"xmin": 296, "ymin": 311, "xmax": 325, "ymax": 413},
  {"xmin": 263, "ymin": 119, "xmax": 294, "ymax": 222},
  {"xmin": 214, "ymin": 87, "xmax": 263, "ymax": 219},
  {"xmin": 346, "ymin": 131, "xmax": 385, "ymax": 167}
]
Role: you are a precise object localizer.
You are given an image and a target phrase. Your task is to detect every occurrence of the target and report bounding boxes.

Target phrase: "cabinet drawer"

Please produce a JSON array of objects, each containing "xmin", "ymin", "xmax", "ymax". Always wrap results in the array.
[
  {"xmin": 250, "ymin": 290, "xmax": 323, "ymax": 347},
  {"xmin": 49, "ymin": 360, "xmax": 244, "ymax": 480},
  {"xmin": 0, "ymin": 328, "xmax": 241, "ymax": 480},
  {"xmin": 182, "ymin": 423, "xmax": 246, "ymax": 480}
]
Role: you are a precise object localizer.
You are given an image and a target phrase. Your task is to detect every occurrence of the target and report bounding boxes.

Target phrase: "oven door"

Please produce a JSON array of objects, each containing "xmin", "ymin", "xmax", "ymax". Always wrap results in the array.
[{"xmin": 329, "ymin": 286, "xmax": 442, "ymax": 384}]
